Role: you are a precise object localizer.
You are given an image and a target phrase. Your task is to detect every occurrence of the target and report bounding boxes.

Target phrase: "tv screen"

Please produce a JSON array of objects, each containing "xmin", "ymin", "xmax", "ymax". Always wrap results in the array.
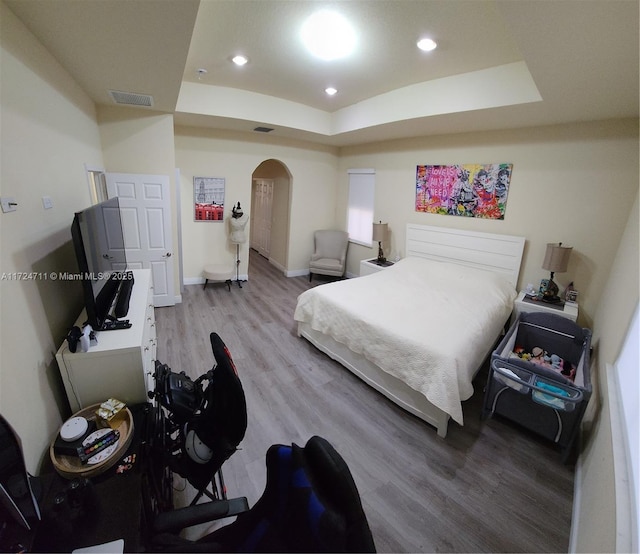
[{"xmin": 71, "ymin": 197, "xmax": 128, "ymax": 330}]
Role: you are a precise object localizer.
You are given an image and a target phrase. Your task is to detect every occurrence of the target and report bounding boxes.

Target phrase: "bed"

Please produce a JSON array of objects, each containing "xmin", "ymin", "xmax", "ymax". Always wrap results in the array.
[{"xmin": 294, "ymin": 224, "xmax": 525, "ymax": 437}]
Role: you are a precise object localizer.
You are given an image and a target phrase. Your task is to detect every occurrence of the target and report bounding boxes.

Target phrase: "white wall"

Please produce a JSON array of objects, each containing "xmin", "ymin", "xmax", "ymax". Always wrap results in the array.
[
  {"xmin": 97, "ymin": 106, "xmax": 181, "ymax": 300},
  {"xmin": 575, "ymin": 190, "xmax": 639, "ymax": 553},
  {"xmin": 0, "ymin": 2, "xmax": 104, "ymax": 471},
  {"xmin": 337, "ymin": 119, "xmax": 638, "ymax": 330},
  {"xmin": 174, "ymin": 127, "xmax": 340, "ymax": 280}
]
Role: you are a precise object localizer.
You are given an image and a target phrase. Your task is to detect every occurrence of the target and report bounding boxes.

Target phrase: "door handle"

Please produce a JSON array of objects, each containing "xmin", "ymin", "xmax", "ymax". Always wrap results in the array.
[
  {"xmin": 162, "ymin": 252, "xmax": 172, "ymax": 258},
  {"xmin": 102, "ymin": 254, "xmax": 113, "ymax": 260}
]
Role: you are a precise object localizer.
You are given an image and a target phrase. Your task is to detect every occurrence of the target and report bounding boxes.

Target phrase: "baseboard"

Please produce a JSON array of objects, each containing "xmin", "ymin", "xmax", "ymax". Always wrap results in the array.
[
  {"xmin": 569, "ymin": 362, "xmax": 639, "ymax": 553},
  {"xmin": 606, "ymin": 361, "xmax": 638, "ymax": 553},
  {"xmin": 568, "ymin": 434, "xmax": 583, "ymax": 553}
]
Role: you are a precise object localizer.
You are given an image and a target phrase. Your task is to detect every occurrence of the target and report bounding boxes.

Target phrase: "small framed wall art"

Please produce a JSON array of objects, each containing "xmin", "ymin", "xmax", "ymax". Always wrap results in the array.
[{"xmin": 193, "ymin": 177, "xmax": 225, "ymax": 221}]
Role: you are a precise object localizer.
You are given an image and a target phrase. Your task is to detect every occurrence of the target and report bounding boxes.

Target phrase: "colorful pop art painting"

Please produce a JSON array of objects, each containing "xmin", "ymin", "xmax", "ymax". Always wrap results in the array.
[{"xmin": 415, "ymin": 163, "xmax": 512, "ymax": 219}]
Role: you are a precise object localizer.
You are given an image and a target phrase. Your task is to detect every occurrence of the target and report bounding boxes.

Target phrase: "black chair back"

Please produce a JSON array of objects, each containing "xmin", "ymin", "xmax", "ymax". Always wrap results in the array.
[
  {"xmin": 180, "ymin": 333, "xmax": 248, "ymax": 491},
  {"xmin": 193, "ymin": 436, "xmax": 376, "ymax": 552}
]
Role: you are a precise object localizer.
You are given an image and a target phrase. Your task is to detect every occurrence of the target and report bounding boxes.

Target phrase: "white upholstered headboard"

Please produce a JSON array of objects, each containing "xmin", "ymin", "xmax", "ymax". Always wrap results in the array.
[{"xmin": 405, "ymin": 224, "xmax": 525, "ymax": 287}]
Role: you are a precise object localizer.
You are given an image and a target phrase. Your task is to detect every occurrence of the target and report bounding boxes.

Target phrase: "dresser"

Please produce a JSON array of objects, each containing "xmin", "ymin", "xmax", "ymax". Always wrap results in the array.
[{"xmin": 56, "ymin": 269, "xmax": 157, "ymax": 413}]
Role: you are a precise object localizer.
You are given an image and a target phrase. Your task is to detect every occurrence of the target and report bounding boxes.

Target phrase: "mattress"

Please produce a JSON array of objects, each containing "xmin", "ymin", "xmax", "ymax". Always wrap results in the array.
[{"xmin": 294, "ymin": 256, "xmax": 517, "ymax": 424}]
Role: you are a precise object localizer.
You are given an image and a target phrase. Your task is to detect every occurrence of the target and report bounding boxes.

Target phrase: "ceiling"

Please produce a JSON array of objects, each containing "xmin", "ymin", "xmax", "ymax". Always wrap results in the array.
[{"xmin": 5, "ymin": 0, "xmax": 639, "ymax": 147}]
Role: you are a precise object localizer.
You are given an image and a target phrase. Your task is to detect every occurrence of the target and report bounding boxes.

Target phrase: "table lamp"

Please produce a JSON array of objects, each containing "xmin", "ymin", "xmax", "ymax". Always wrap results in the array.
[
  {"xmin": 541, "ymin": 242, "xmax": 572, "ymax": 303},
  {"xmin": 372, "ymin": 222, "xmax": 388, "ymax": 264}
]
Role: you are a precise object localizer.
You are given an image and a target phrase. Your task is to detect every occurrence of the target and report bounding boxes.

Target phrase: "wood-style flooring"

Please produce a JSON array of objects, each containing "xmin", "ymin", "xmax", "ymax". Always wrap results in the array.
[{"xmin": 154, "ymin": 249, "xmax": 575, "ymax": 553}]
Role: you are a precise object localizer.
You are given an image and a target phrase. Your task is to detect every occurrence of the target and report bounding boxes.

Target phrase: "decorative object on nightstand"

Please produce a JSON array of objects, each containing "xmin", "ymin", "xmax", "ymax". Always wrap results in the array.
[
  {"xmin": 564, "ymin": 282, "xmax": 578, "ymax": 304},
  {"xmin": 540, "ymin": 242, "xmax": 572, "ymax": 304},
  {"xmin": 372, "ymin": 221, "xmax": 388, "ymax": 264}
]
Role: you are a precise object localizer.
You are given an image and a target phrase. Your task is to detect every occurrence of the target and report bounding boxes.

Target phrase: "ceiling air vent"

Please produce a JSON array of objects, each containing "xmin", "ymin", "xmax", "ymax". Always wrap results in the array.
[
  {"xmin": 108, "ymin": 90, "xmax": 154, "ymax": 107},
  {"xmin": 253, "ymin": 126, "xmax": 274, "ymax": 133}
]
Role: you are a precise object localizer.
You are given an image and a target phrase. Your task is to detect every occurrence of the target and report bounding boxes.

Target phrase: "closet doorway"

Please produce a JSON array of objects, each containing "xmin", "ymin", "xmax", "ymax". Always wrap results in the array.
[
  {"xmin": 250, "ymin": 160, "xmax": 291, "ymax": 273},
  {"xmin": 251, "ymin": 179, "xmax": 273, "ymax": 258}
]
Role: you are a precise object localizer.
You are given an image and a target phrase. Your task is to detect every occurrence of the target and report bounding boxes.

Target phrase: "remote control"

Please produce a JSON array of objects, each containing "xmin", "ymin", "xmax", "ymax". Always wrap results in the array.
[{"xmin": 76, "ymin": 429, "xmax": 120, "ymax": 464}]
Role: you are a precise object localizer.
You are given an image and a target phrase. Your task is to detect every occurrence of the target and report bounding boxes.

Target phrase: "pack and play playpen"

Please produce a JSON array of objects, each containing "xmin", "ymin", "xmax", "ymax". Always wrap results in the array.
[{"xmin": 483, "ymin": 311, "xmax": 592, "ymax": 461}]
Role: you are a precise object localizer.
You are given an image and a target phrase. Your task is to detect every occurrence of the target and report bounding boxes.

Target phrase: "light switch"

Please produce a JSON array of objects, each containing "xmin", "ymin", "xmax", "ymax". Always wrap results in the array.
[
  {"xmin": 1, "ymin": 197, "xmax": 17, "ymax": 213},
  {"xmin": 42, "ymin": 196, "xmax": 53, "ymax": 209}
]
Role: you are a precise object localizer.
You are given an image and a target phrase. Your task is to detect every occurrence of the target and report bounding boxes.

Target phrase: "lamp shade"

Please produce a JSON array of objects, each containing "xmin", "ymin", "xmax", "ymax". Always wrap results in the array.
[
  {"xmin": 542, "ymin": 243, "xmax": 572, "ymax": 273},
  {"xmin": 372, "ymin": 222, "xmax": 388, "ymax": 242}
]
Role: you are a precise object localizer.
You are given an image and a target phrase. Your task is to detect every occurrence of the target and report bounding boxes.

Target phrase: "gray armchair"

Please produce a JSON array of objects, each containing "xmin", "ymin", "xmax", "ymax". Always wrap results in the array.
[{"xmin": 309, "ymin": 230, "xmax": 349, "ymax": 281}]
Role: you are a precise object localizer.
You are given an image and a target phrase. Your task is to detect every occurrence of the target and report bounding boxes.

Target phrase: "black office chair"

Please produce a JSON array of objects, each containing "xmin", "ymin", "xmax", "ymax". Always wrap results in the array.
[
  {"xmin": 147, "ymin": 332, "xmax": 248, "ymax": 515},
  {"xmin": 151, "ymin": 435, "xmax": 376, "ymax": 553}
]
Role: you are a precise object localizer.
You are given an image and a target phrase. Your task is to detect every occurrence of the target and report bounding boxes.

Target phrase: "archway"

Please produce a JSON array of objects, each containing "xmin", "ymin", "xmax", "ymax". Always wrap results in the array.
[{"xmin": 250, "ymin": 159, "xmax": 292, "ymax": 274}]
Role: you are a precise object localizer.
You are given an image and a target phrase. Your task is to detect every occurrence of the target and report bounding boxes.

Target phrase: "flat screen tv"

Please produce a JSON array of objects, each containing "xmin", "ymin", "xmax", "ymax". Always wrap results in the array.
[{"xmin": 71, "ymin": 197, "xmax": 131, "ymax": 331}]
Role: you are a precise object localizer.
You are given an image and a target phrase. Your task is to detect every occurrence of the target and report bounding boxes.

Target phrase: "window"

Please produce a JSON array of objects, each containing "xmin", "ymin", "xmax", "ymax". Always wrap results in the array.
[{"xmin": 347, "ymin": 169, "xmax": 375, "ymax": 246}]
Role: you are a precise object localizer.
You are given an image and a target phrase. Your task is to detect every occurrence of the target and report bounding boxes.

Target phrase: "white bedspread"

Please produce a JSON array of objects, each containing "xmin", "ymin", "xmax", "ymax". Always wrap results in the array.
[{"xmin": 294, "ymin": 257, "xmax": 516, "ymax": 425}]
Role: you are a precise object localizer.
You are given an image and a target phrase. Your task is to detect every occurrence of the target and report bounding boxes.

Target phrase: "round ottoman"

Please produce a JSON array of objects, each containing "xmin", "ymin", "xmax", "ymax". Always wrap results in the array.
[{"xmin": 203, "ymin": 264, "xmax": 233, "ymax": 291}]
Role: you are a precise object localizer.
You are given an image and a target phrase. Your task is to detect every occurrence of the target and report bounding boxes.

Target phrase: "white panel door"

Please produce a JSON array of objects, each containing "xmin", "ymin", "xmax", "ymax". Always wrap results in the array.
[
  {"xmin": 251, "ymin": 179, "xmax": 273, "ymax": 258},
  {"xmin": 106, "ymin": 173, "xmax": 175, "ymax": 307},
  {"xmin": 101, "ymin": 202, "xmax": 128, "ymax": 271}
]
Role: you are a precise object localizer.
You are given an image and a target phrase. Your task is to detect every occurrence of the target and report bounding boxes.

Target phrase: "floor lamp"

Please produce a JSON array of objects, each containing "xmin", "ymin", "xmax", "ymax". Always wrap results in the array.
[{"xmin": 230, "ymin": 202, "xmax": 248, "ymax": 288}]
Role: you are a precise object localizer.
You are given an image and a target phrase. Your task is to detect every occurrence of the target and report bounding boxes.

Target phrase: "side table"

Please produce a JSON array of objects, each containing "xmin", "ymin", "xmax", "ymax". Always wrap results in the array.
[
  {"xmin": 32, "ymin": 403, "xmax": 153, "ymax": 553},
  {"xmin": 513, "ymin": 291, "xmax": 578, "ymax": 322},
  {"xmin": 360, "ymin": 258, "xmax": 395, "ymax": 277}
]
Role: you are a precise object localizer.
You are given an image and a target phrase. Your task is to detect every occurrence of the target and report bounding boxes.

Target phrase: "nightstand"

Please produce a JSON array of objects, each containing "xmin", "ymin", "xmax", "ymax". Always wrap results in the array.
[
  {"xmin": 360, "ymin": 258, "xmax": 394, "ymax": 277},
  {"xmin": 513, "ymin": 291, "xmax": 578, "ymax": 322}
]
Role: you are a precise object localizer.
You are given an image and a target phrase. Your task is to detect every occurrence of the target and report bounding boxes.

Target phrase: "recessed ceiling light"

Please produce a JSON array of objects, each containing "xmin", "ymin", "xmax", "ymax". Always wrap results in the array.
[
  {"xmin": 232, "ymin": 55, "xmax": 249, "ymax": 66},
  {"xmin": 301, "ymin": 10, "xmax": 356, "ymax": 61},
  {"xmin": 325, "ymin": 87, "xmax": 338, "ymax": 96},
  {"xmin": 417, "ymin": 38, "xmax": 437, "ymax": 52}
]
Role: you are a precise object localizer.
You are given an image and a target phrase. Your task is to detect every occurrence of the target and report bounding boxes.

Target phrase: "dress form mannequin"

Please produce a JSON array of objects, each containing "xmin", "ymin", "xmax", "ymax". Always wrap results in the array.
[
  {"xmin": 230, "ymin": 204, "xmax": 248, "ymax": 244},
  {"xmin": 229, "ymin": 202, "xmax": 248, "ymax": 287}
]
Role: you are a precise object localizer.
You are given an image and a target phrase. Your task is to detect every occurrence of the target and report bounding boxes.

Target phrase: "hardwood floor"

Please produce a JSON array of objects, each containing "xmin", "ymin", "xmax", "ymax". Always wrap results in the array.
[{"xmin": 154, "ymin": 249, "xmax": 575, "ymax": 553}]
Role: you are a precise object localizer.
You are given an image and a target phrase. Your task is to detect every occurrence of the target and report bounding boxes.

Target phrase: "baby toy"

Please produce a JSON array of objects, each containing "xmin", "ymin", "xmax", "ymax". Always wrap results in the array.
[
  {"xmin": 512, "ymin": 345, "xmax": 576, "ymax": 381},
  {"xmin": 513, "ymin": 345, "xmax": 531, "ymax": 361},
  {"xmin": 531, "ymin": 347, "xmax": 545, "ymax": 363},
  {"xmin": 547, "ymin": 353, "xmax": 563, "ymax": 370}
]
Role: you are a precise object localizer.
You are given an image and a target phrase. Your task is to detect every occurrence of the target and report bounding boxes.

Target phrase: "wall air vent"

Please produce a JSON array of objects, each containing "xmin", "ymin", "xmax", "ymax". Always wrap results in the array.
[
  {"xmin": 253, "ymin": 126, "xmax": 274, "ymax": 133},
  {"xmin": 108, "ymin": 90, "xmax": 154, "ymax": 107}
]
